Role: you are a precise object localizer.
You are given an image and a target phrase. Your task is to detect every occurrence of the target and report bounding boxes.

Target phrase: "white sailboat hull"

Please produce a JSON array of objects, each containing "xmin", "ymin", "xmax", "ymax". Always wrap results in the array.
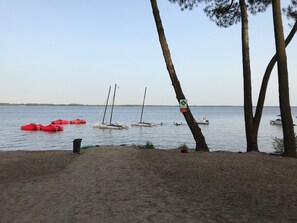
[
  {"xmin": 131, "ymin": 122, "xmax": 156, "ymax": 127},
  {"xmin": 93, "ymin": 123, "xmax": 128, "ymax": 129}
]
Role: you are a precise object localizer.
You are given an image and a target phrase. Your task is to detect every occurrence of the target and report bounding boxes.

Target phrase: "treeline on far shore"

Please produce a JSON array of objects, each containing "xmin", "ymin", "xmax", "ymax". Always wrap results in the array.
[{"xmin": 0, "ymin": 103, "xmax": 87, "ymax": 106}]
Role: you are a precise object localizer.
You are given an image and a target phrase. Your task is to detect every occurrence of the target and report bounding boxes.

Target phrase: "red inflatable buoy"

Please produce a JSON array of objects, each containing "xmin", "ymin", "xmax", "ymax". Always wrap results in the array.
[
  {"xmin": 42, "ymin": 124, "xmax": 64, "ymax": 132},
  {"xmin": 21, "ymin": 123, "xmax": 44, "ymax": 131},
  {"xmin": 79, "ymin": 119, "xmax": 86, "ymax": 124},
  {"xmin": 70, "ymin": 119, "xmax": 86, "ymax": 124},
  {"xmin": 51, "ymin": 119, "xmax": 69, "ymax": 125}
]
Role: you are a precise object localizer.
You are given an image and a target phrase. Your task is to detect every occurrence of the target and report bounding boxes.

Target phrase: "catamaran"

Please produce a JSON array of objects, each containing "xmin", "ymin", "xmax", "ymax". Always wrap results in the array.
[
  {"xmin": 93, "ymin": 84, "xmax": 127, "ymax": 130},
  {"xmin": 131, "ymin": 87, "xmax": 156, "ymax": 127}
]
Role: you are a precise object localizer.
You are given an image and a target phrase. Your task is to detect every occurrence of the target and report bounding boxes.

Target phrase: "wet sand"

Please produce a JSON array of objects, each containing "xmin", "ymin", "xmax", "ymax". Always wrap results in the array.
[{"xmin": 1, "ymin": 147, "xmax": 297, "ymax": 222}]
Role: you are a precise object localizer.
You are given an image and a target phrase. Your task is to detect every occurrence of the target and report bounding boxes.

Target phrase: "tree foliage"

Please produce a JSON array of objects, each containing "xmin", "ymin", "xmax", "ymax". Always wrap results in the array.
[
  {"xmin": 169, "ymin": 0, "xmax": 296, "ymax": 27},
  {"xmin": 169, "ymin": 0, "xmax": 271, "ymax": 27},
  {"xmin": 204, "ymin": 1, "xmax": 241, "ymax": 27},
  {"xmin": 168, "ymin": 0, "xmax": 204, "ymax": 10},
  {"xmin": 283, "ymin": 0, "xmax": 297, "ymax": 24}
]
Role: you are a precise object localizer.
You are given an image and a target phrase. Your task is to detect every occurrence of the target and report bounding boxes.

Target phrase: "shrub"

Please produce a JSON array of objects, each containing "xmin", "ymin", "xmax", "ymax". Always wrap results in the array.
[
  {"xmin": 272, "ymin": 137, "xmax": 284, "ymax": 153},
  {"xmin": 134, "ymin": 141, "xmax": 155, "ymax": 149},
  {"xmin": 272, "ymin": 134, "xmax": 297, "ymax": 153}
]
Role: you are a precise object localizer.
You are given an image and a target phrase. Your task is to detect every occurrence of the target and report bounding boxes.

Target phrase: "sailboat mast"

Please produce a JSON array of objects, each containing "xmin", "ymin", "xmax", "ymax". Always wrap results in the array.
[
  {"xmin": 102, "ymin": 86, "xmax": 111, "ymax": 124},
  {"xmin": 140, "ymin": 87, "xmax": 147, "ymax": 123},
  {"xmin": 109, "ymin": 84, "xmax": 117, "ymax": 125}
]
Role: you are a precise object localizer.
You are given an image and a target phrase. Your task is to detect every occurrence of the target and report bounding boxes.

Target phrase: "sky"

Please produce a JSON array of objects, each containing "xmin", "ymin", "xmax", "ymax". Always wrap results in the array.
[{"xmin": 0, "ymin": 0, "xmax": 296, "ymax": 106}]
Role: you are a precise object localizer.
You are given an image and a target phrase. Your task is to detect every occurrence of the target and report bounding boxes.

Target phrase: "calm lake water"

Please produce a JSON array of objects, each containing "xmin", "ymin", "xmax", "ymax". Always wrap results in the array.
[{"xmin": 1, "ymin": 105, "xmax": 295, "ymax": 153}]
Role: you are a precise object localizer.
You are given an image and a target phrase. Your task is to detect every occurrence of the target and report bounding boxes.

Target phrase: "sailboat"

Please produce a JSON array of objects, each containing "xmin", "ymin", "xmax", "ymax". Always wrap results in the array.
[
  {"xmin": 131, "ymin": 87, "xmax": 156, "ymax": 127},
  {"xmin": 93, "ymin": 86, "xmax": 111, "ymax": 129},
  {"xmin": 93, "ymin": 84, "xmax": 127, "ymax": 130}
]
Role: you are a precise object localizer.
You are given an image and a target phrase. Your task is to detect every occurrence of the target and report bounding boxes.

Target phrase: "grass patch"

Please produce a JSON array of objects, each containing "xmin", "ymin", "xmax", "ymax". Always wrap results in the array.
[{"xmin": 133, "ymin": 141, "xmax": 155, "ymax": 149}]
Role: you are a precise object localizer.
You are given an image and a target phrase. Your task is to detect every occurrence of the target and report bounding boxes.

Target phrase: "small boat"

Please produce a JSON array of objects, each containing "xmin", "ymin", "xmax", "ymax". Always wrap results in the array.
[
  {"xmin": 21, "ymin": 123, "xmax": 43, "ymax": 131},
  {"xmin": 196, "ymin": 118, "xmax": 210, "ymax": 125},
  {"xmin": 42, "ymin": 124, "xmax": 64, "ymax": 132},
  {"xmin": 70, "ymin": 119, "xmax": 86, "ymax": 124},
  {"xmin": 93, "ymin": 84, "xmax": 127, "ymax": 130},
  {"xmin": 270, "ymin": 115, "xmax": 296, "ymax": 126},
  {"xmin": 131, "ymin": 87, "xmax": 156, "ymax": 127},
  {"xmin": 270, "ymin": 118, "xmax": 282, "ymax": 125},
  {"xmin": 173, "ymin": 122, "xmax": 183, "ymax": 126},
  {"xmin": 51, "ymin": 119, "xmax": 69, "ymax": 125}
]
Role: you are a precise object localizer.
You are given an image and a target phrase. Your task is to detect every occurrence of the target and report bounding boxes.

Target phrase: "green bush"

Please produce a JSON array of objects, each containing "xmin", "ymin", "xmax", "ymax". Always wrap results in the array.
[
  {"xmin": 272, "ymin": 137, "xmax": 284, "ymax": 153},
  {"xmin": 272, "ymin": 134, "xmax": 297, "ymax": 153},
  {"xmin": 134, "ymin": 141, "xmax": 155, "ymax": 149}
]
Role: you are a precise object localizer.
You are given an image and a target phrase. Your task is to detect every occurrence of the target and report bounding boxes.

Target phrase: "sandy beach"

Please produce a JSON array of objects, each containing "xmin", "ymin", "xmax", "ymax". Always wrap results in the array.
[{"xmin": 1, "ymin": 146, "xmax": 297, "ymax": 222}]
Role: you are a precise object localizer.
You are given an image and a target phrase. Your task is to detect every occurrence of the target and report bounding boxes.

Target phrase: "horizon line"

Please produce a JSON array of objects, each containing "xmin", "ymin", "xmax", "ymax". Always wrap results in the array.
[{"xmin": 0, "ymin": 102, "xmax": 287, "ymax": 107}]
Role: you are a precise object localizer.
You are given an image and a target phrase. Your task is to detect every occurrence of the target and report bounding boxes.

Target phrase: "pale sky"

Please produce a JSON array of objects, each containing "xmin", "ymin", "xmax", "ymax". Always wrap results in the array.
[{"xmin": 0, "ymin": 0, "xmax": 296, "ymax": 106}]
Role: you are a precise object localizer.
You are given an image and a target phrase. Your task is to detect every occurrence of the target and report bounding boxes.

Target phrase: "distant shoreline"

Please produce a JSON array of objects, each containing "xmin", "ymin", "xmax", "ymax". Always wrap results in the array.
[
  {"xmin": 0, "ymin": 103, "xmax": 285, "ymax": 107},
  {"xmin": 0, "ymin": 103, "xmax": 89, "ymax": 106}
]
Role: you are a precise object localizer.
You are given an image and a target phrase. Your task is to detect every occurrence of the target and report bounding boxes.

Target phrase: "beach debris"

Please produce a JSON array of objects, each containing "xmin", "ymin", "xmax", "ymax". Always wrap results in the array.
[{"xmin": 73, "ymin": 138, "xmax": 82, "ymax": 154}]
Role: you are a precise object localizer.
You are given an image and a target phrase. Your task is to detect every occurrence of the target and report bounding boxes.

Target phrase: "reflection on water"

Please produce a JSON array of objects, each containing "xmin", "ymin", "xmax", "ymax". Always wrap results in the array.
[{"xmin": 0, "ymin": 105, "xmax": 295, "ymax": 153}]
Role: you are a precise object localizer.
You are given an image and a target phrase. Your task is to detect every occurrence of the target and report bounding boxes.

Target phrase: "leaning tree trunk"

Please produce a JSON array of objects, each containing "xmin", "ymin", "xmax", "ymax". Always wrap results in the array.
[
  {"xmin": 240, "ymin": 0, "xmax": 259, "ymax": 152},
  {"xmin": 272, "ymin": 0, "xmax": 296, "ymax": 157},
  {"xmin": 254, "ymin": 21, "xmax": 297, "ymax": 132},
  {"xmin": 150, "ymin": 0, "xmax": 209, "ymax": 151}
]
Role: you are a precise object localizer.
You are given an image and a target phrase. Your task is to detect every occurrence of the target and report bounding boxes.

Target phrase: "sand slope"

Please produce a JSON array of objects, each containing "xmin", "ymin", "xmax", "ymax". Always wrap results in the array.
[{"xmin": 1, "ymin": 147, "xmax": 297, "ymax": 222}]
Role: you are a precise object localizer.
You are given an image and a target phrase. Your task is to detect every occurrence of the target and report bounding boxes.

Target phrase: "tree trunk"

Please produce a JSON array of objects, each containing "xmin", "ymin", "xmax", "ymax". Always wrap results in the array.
[
  {"xmin": 150, "ymin": 0, "xmax": 209, "ymax": 151},
  {"xmin": 254, "ymin": 21, "xmax": 297, "ymax": 130},
  {"xmin": 240, "ymin": 0, "xmax": 259, "ymax": 152},
  {"xmin": 271, "ymin": 0, "xmax": 296, "ymax": 157}
]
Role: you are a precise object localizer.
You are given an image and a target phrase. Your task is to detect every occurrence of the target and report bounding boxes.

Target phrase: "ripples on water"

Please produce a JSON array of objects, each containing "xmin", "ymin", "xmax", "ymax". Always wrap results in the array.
[{"xmin": 0, "ymin": 105, "xmax": 294, "ymax": 153}]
